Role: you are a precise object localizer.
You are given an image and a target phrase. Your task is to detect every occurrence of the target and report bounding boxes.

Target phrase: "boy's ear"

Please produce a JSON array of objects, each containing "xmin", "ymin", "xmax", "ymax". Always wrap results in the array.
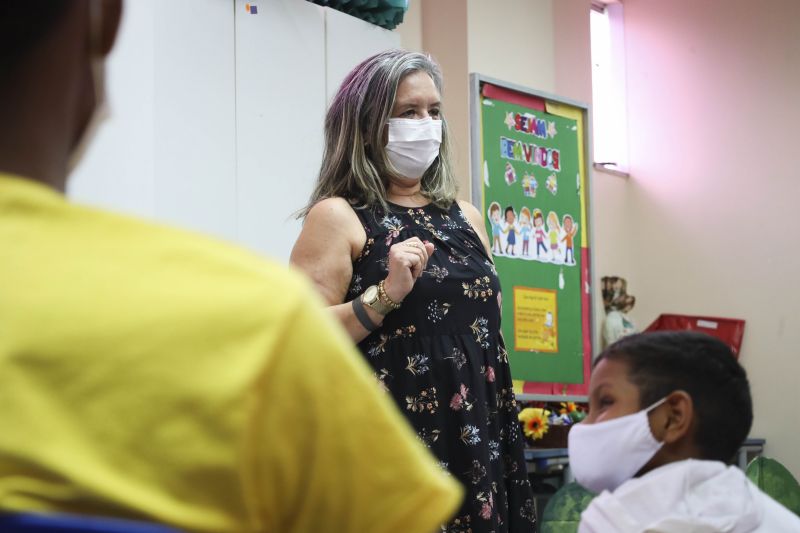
[{"xmin": 657, "ymin": 390, "xmax": 694, "ymax": 444}]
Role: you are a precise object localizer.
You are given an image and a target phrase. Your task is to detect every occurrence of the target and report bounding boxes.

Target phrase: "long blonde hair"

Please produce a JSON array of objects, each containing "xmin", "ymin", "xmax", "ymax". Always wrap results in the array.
[{"xmin": 298, "ymin": 49, "xmax": 458, "ymax": 218}]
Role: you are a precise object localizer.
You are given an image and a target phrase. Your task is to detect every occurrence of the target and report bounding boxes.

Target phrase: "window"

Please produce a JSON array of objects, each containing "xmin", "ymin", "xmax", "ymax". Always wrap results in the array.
[{"xmin": 590, "ymin": 2, "xmax": 629, "ymax": 176}]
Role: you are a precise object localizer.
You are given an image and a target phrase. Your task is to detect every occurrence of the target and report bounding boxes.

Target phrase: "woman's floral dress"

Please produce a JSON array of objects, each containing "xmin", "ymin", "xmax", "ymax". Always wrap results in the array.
[{"xmin": 347, "ymin": 201, "xmax": 536, "ymax": 532}]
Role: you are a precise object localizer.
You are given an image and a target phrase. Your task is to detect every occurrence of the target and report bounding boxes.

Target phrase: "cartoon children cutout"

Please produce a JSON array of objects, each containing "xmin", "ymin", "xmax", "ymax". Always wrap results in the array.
[
  {"xmin": 503, "ymin": 206, "xmax": 519, "ymax": 256},
  {"xmin": 522, "ymin": 174, "xmax": 538, "ymax": 198},
  {"xmin": 533, "ymin": 208, "xmax": 547, "ymax": 258},
  {"xmin": 519, "ymin": 207, "xmax": 532, "ymax": 257},
  {"xmin": 546, "ymin": 173, "xmax": 558, "ymax": 195},
  {"xmin": 547, "ymin": 211, "xmax": 561, "ymax": 262},
  {"xmin": 561, "ymin": 214, "xmax": 579, "ymax": 265},
  {"xmin": 504, "ymin": 162, "xmax": 517, "ymax": 185},
  {"xmin": 488, "ymin": 202, "xmax": 503, "ymax": 255}
]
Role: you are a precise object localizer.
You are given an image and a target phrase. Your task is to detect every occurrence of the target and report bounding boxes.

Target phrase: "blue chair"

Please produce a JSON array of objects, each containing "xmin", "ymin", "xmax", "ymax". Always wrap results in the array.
[{"xmin": 0, "ymin": 512, "xmax": 182, "ymax": 533}]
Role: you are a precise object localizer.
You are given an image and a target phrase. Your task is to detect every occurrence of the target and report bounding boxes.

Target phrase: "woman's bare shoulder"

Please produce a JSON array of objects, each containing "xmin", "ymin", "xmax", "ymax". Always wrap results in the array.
[
  {"xmin": 456, "ymin": 199, "xmax": 484, "ymax": 225},
  {"xmin": 298, "ymin": 197, "xmax": 366, "ymax": 262},
  {"xmin": 305, "ymin": 197, "xmax": 361, "ymax": 227}
]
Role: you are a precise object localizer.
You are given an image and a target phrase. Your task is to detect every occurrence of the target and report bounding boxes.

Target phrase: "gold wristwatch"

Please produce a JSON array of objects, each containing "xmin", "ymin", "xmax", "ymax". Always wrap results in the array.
[
  {"xmin": 362, "ymin": 281, "xmax": 401, "ymax": 315},
  {"xmin": 362, "ymin": 285, "xmax": 394, "ymax": 316}
]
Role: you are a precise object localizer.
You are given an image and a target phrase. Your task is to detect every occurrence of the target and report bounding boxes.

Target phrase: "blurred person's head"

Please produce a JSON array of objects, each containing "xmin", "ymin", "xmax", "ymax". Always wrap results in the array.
[
  {"xmin": 569, "ymin": 331, "xmax": 752, "ymax": 493},
  {"xmin": 302, "ymin": 49, "xmax": 457, "ymax": 216},
  {"xmin": 0, "ymin": 0, "xmax": 122, "ymax": 191}
]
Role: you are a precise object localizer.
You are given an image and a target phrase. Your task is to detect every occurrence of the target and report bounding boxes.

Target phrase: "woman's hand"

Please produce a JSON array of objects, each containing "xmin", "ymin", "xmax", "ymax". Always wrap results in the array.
[{"xmin": 383, "ymin": 237, "xmax": 436, "ymax": 303}]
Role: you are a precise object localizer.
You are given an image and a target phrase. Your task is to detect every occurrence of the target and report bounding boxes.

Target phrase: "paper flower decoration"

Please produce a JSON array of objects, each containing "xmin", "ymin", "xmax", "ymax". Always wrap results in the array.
[
  {"xmin": 559, "ymin": 401, "xmax": 586, "ymax": 423},
  {"xmin": 518, "ymin": 407, "xmax": 550, "ymax": 440},
  {"xmin": 560, "ymin": 401, "xmax": 577, "ymax": 415}
]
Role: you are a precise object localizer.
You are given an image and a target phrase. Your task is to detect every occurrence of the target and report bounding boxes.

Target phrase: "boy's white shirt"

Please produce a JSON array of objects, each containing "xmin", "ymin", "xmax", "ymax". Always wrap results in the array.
[{"xmin": 579, "ymin": 459, "xmax": 800, "ymax": 533}]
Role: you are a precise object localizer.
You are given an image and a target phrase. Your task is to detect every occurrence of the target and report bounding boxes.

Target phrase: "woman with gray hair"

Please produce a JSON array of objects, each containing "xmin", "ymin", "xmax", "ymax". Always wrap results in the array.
[{"xmin": 291, "ymin": 49, "xmax": 535, "ymax": 531}]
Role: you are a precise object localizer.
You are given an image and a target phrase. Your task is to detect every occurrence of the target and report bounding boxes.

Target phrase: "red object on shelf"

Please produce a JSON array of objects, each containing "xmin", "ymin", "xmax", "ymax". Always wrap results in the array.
[{"xmin": 645, "ymin": 314, "xmax": 746, "ymax": 358}]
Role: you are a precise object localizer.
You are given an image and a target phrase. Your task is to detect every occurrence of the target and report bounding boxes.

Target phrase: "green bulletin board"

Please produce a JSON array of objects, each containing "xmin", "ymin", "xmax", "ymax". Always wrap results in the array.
[{"xmin": 469, "ymin": 75, "xmax": 594, "ymax": 398}]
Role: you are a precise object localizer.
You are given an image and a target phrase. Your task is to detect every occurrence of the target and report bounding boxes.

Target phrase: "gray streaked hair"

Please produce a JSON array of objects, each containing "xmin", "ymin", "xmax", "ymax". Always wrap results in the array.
[{"xmin": 298, "ymin": 49, "xmax": 458, "ymax": 218}]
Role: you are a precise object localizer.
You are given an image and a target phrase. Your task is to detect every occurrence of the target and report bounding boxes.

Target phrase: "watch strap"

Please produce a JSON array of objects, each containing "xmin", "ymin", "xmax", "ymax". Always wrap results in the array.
[{"xmin": 352, "ymin": 296, "xmax": 379, "ymax": 332}]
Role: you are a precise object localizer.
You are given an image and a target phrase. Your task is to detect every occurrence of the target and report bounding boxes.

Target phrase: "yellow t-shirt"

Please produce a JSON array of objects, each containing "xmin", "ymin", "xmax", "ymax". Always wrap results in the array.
[{"xmin": 0, "ymin": 173, "xmax": 462, "ymax": 532}]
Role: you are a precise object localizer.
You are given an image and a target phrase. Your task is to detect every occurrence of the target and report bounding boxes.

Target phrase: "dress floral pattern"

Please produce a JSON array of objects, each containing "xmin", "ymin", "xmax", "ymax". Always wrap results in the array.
[{"xmin": 348, "ymin": 201, "xmax": 535, "ymax": 532}]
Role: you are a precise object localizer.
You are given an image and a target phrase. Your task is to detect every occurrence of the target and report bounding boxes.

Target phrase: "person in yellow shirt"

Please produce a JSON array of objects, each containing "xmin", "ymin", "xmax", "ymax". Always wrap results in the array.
[{"xmin": 0, "ymin": 1, "xmax": 462, "ymax": 532}]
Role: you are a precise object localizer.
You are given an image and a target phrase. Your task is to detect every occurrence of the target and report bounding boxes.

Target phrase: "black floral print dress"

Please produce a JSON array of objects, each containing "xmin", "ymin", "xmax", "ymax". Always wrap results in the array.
[{"xmin": 347, "ymin": 201, "xmax": 536, "ymax": 532}]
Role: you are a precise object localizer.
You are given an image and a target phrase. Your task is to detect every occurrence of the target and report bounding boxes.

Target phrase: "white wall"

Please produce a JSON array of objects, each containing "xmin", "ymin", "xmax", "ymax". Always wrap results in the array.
[
  {"xmin": 234, "ymin": 1, "xmax": 398, "ymax": 260},
  {"xmin": 68, "ymin": 0, "xmax": 157, "ymax": 219},
  {"xmin": 326, "ymin": 8, "xmax": 401, "ymax": 103},
  {"xmin": 153, "ymin": 0, "xmax": 237, "ymax": 240},
  {"xmin": 69, "ymin": 0, "xmax": 237, "ymax": 242},
  {"xmin": 69, "ymin": 0, "xmax": 399, "ymax": 262},
  {"xmin": 234, "ymin": 0, "xmax": 326, "ymax": 260}
]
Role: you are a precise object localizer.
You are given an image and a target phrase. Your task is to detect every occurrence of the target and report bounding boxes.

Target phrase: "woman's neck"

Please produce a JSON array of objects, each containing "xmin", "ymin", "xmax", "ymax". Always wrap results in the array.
[{"xmin": 387, "ymin": 179, "xmax": 428, "ymax": 207}]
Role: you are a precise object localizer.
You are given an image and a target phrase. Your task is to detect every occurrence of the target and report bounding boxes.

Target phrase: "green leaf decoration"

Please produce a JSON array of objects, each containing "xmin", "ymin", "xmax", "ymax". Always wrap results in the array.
[
  {"xmin": 746, "ymin": 456, "xmax": 800, "ymax": 517},
  {"xmin": 540, "ymin": 482, "xmax": 597, "ymax": 533}
]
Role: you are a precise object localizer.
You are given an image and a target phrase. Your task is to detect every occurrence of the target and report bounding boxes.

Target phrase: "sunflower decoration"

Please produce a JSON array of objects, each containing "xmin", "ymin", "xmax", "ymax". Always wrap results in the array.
[{"xmin": 518, "ymin": 407, "xmax": 550, "ymax": 440}]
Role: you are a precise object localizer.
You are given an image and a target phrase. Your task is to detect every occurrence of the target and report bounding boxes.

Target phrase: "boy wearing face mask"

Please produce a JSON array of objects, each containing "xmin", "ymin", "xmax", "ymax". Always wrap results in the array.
[{"xmin": 568, "ymin": 331, "xmax": 800, "ymax": 532}]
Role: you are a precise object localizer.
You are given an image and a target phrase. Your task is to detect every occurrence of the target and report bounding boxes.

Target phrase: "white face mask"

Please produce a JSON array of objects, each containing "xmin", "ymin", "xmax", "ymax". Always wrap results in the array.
[
  {"xmin": 568, "ymin": 397, "xmax": 667, "ymax": 494},
  {"xmin": 67, "ymin": 0, "xmax": 110, "ymax": 174},
  {"xmin": 385, "ymin": 117, "xmax": 442, "ymax": 180}
]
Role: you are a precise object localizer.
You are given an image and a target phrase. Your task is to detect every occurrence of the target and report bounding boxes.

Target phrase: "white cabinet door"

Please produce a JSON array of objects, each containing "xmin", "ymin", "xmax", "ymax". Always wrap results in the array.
[
  {"xmin": 68, "ymin": 0, "xmax": 237, "ymax": 243},
  {"xmin": 234, "ymin": 0, "xmax": 326, "ymax": 261},
  {"xmin": 70, "ymin": 0, "xmax": 403, "ymax": 262},
  {"xmin": 67, "ymin": 0, "xmax": 157, "ymax": 218},
  {"xmin": 153, "ymin": 0, "xmax": 237, "ymax": 241}
]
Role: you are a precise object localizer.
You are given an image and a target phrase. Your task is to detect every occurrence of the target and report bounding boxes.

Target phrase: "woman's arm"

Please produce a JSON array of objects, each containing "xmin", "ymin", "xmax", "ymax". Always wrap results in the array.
[
  {"xmin": 291, "ymin": 198, "xmax": 432, "ymax": 344},
  {"xmin": 290, "ymin": 198, "xmax": 378, "ymax": 343}
]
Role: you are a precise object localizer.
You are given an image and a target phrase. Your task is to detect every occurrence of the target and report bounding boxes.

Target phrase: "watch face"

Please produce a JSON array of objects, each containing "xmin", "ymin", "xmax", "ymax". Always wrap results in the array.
[{"xmin": 363, "ymin": 285, "xmax": 379, "ymax": 303}]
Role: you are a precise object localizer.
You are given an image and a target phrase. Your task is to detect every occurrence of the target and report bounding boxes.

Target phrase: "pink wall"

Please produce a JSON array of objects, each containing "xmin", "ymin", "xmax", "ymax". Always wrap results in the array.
[
  {"xmin": 554, "ymin": 0, "xmax": 592, "ymax": 105},
  {"xmin": 403, "ymin": 0, "xmax": 800, "ymax": 475},
  {"xmin": 422, "ymin": 1, "xmax": 470, "ymax": 197},
  {"xmin": 623, "ymin": 0, "xmax": 800, "ymax": 475}
]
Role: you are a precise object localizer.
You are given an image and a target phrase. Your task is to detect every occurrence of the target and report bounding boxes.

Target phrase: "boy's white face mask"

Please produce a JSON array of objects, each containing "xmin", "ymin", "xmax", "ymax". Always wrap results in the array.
[
  {"xmin": 385, "ymin": 117, "xmax": 442, "ymax": 180},
  {"xmin": 567, "ymin": 397, "xmax": 667, "ymax": 494}
]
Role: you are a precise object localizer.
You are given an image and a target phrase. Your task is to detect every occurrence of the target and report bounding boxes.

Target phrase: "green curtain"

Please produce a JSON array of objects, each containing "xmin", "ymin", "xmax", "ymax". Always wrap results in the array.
[{"xmin": 308, "ymin": 0, "xmax": 409, "ymax": 30}]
